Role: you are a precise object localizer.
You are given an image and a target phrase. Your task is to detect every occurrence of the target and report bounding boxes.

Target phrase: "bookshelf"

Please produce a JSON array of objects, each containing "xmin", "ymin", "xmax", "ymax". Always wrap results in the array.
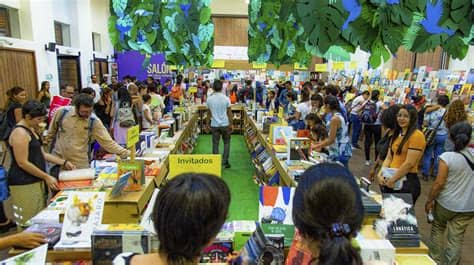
[{"xmin": 196, "ymin": 104, "xmax": 245, "ymax": 134}]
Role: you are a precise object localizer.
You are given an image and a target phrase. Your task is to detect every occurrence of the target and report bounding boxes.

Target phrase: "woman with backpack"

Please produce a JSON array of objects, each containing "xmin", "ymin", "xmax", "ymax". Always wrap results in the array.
[
  {"xmin": 426, "ymin": 122, "xmax": 473, "ymax": 264},
  {"xmin": 421, "ymin": 95, "xmax": 449, "ymax": 181},
  {"xmin": 362, "ymin": 90, "xmax": 384, "ymax": 166},
  {"xmin": 112, "ymin": 86, "xmax": 136, "ymax": 146}
]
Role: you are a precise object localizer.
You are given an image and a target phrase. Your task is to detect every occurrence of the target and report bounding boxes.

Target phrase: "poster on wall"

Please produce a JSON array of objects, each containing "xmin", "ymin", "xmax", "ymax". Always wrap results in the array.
[{"xmin": 116, "ymin": 51, "xmax": 174, "ymax": 84}]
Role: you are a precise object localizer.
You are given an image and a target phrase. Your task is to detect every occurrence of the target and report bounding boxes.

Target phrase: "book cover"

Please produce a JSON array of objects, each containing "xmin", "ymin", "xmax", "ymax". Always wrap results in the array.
[
  {"xmin": 261, "ymin": 223, "xmax": 295, "ymax": 247},
  {"xmin": 285, "ymin": 231, "xmax": 313, "ymax": 265},
  {"xmin": 234, "ymin": 224, "xmax": 284, "ymax": 265},
  {"xmin": 117, "ymin": 160, "xmax": 145, "ymax": 191},
  {"xmin": 59, "ymin": 192, "xmax": 106, "ymax": 246},
  {"xmin": 270, "ymin": 125, "xmax": 293, "ymax": 145},
  {"xmin": 200, "ymin": 240, "xmax": 233, "ymax": 263},
  {"xmin": 109, "ymin": 172, "xmax": 132, "ymax": 198},
  {"xmin": 0, "ymin": 244, "xmax": 48, "ymax": 265},
  {"xmin": 92, "ymin": 230, "xmax": 151, "ymax": 265},
  {"xmin": 259, "ymin": 186, "xmax": 295, "ymax": 225},
  {"xmin": 25, "ymin": 223, "xmax": 62, "ymax": 248},
  {"xmin": 58, "ymin": 180, "xmax": 93, "ymax": 190},
  {"xmin": 287, "ymin": 138, "xmax": 310, "ymax": 161}
]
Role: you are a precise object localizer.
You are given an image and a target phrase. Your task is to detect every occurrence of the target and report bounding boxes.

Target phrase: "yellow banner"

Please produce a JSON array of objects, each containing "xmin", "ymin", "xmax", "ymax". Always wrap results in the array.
[
  {"xmin": 212, "ymin": 60, "xmax": 225, "ymax": 68},
  {"xmin": 349, "ymin": 61, "xmax": 357, "ymax": 69},
  {"xmin": 168, "ymin": 154, "xmax": 222, "ymax": 179},
  {"xmin": 127, "ymin": 125, "xmax": 140, "ymax": 148},
  {"xmin": 315, "ymin": 64, "xmax": 328, "ymax": 72},
  {"xmin": 252, "ymin": 62, "xmax": 267, "ymax": 69},
  {"xmin": 332, "ymin": 61, "xmax": 345, "ymax": 70},
  {"xmin": 294, "ymin": 63, "xmax": 307, "ymax": 70}
]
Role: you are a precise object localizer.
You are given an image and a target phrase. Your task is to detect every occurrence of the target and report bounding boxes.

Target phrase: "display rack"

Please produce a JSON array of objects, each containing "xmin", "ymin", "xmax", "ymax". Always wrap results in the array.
[{"xmin": 197, "ymin": 104, "xmax": 244, "ymax": 134}]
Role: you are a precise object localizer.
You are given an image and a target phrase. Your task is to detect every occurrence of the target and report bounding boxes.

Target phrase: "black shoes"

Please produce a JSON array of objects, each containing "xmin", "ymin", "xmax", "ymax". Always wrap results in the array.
[{"xmin": 223, "ymin": 163, "xmax": 231, "ymax": 169}]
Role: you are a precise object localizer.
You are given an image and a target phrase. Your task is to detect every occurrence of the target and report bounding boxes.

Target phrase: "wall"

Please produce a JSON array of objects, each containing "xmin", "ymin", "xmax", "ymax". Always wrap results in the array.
[{"xmin": 0, "ymin": 0, "xmax": 115, "ymax": 96}]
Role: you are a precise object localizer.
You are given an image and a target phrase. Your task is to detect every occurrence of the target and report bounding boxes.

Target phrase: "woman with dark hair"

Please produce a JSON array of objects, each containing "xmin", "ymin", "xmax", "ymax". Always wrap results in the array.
[
  {"xmin": 369, "ymin": 105, "xmax": 401, "ymax": 181},
  {"xmin": 285, "ymin": 91, "xmax": 298, "ymax": 123},
  {"xmin": 4, "ymin": 86, "xmax": 27, "ymax": 128},
  {"xmin": 421, "ymin": 95, "xmax": 449, "ymax": 181},
  {"xmin": 443, "ymin": 99, "xmax": 468, "ymax": 151},
  {"xmin": 8, "ymin": 100, "xmax": 75, "ymax": 225},
  {"xmin": 94, "ymin": 87, "xmax": 114, "ymax": 130},
  {"xmin": 426, "ymin": 122, "xmax": 473, "ymax": 264},
  {"xmin": 112, "ymin": 86, "xmax": 135, "ymax": 145},
  {"xmin": 37, "ymin": 81, "xmax": 51, "ymax": 108},
  {"xmin": 313, "ymin": 95, "xmax": 352, "ymax": 168},
  {"xmin": 293, "ymin": 89, "xmax": 311, "ymax": 130},
  {"xmin": 310, "ymin": 94, "xmax": 323, "ymax": 116},
  {"xmin": 378, "ymin": 105, "xmax": 426, "ymax": 204},
  {"xmin": 113, "ymin": 173, "xmax": 230, "ymax": 265},
  {"xmin": 290, "ymin": 163, "xmax": 364, "ymax": 265},
  {"xmin": 362, "ymin": 90, "xmax": 384, "ymax": 166}
]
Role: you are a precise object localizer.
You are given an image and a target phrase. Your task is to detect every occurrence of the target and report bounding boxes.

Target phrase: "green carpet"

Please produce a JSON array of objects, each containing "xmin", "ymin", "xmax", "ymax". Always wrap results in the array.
[{"xmin": 193, "ymin": 135, "xmax": 259, "ymax": 221}]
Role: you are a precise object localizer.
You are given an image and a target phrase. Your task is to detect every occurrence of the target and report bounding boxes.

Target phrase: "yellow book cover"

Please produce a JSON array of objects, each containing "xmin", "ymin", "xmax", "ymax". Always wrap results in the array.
[{"xmin": 395, "ymin": 254, "xmax": 436, "ymax": 265}]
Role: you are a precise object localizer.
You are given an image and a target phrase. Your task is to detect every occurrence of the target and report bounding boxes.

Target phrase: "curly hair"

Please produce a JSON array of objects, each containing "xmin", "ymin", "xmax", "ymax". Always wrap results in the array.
[{"xmin": 445, "ymin": 99, "xmax": 467, "ymax": 129}]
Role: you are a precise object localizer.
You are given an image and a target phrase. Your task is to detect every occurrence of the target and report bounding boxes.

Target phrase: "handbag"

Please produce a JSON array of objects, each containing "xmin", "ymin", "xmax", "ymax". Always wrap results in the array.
[
  {"xmin": 424, "ymin": 110, "xmax": 446, "ymax": 146},
  {"xmin": 376, "ymin": 130, "xmax": 392, "ymax": 161}
]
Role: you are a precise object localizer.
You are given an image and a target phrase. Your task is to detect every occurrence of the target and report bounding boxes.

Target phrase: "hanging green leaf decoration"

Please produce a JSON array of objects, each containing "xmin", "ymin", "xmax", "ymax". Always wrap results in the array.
[
  {"xmin": 109, "ymin": 0, "xmax": 215, "ymax": 67},
  {"xmin": 248, "ymin": 0, "xmax": 311, "ymax": 67}
]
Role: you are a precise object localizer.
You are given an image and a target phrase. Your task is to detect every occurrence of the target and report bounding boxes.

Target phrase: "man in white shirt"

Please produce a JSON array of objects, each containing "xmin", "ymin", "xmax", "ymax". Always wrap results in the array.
[
  {"xmin": 88, "ymin": 74, "xmax": 102, "ymax": 103},
  {"xmin": 206, "ymin": 80, "xmax": 232, "ymax": 168},
  {"xmin": 349, "ymin": 90, "xmax": 370, "ymax": 149}
]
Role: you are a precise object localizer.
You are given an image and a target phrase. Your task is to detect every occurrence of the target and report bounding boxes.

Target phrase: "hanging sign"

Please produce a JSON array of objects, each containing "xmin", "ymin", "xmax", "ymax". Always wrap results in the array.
[
  {"xmin": 332, "ymin": 61, "xmax": 345, "ymax": 71},
  {"xmin": 212, "ymin": 60, "xmax": 226, "ymax": 68},
  {"xmin": 252, "ymin": 62, "xmax": 267, "ymax": 69},
  {"xmin": 349, "ymin": 61, "xmax": 358, "ymax": 70},
  {"xmin": 294, "ymin": 63, "xmax": 307, "ymax": 70},
  {"xmin": 315, "ymin": 64, "xmax": 328, "ymax": 72},
  {"xmin": 127, "ymin": 125, "xmax": 140, "ymax": 148},
  {"xmin": 168, "ymin": 154, "xmax": 221, "ymax": 179}
]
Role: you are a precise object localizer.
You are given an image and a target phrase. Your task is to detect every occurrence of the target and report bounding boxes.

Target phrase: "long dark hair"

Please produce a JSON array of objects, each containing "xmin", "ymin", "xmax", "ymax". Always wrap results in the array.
[
  {"xmin": 153, "ymin": 173, "xmax": 230, "ymax": 265},
  {"xmin": 324, "ymin": 95, "xmax": 341, "ymax": 113},
  {"xmin": 293, "ymin": 163, "xmax": 364, "ymax": 265},
  {"xmin": 380, "ymin": 104, "xmax": 401, "ymax": 130},
  {"xmin": 371, "ymin": 90, "xmax": 380, "ymax": 102},
  {"xmin": 449, "ymin": 122, "xmax": 472, "ymax": 152},
  {"xmin": 392, "ymin": 104, "xmax": 418, "ymax": 155},
  {"xmin": 5, "ymin": 86, "xmax": 25, "ymax": 110},
  {"xmin": 40, "ymin": 81, "xmax": 50, "ymax": 92},
  {"xmin": 117, "ymin": 86, "xmax": 132, "ymax": 107}
]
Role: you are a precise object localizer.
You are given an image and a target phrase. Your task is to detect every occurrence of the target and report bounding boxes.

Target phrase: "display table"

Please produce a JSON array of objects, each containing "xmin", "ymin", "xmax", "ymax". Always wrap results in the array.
[{"xmin": 360, "ymin": 225, "xmax": 429, "ymax": 254}]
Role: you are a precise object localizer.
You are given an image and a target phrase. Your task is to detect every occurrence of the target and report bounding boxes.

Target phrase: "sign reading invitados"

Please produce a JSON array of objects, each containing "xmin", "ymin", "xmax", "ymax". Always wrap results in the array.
[{"xmin": 168, "ymin": 154, "xmax": 221, "ymax": 178}]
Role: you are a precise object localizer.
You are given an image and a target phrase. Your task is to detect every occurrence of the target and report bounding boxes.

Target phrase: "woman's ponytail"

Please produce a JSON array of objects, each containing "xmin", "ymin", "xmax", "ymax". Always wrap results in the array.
[
  {"xmin": 449, "ymin": 122, "xmax": 472, "ymax": 152},
  {"xmin": 318, "ymin": 224, "xmax": 362, "ymax": 265}
]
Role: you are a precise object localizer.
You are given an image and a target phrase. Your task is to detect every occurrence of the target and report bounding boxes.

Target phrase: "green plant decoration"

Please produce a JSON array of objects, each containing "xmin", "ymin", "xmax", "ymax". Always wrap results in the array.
[
  {"xmin": 404, "ymin": 0, "xmax": 472, "ymax": 60},
  {"xmin": 160, "ymin": 0, "xmax": 214, "ymax": 67},
  {"xmin": 109, "ymin": 0, "xmax": 164, "ymax": 63},
  {"xmin": 109, "ymin": 0, "xmax": 215, "ymax": 67},
  {"xmin": 248, "ymin": 0, "xmax": 311, "ymax": 66}
]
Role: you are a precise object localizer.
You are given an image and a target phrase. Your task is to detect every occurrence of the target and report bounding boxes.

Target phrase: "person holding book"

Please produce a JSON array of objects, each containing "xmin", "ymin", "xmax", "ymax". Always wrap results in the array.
[
  {"xmin": 426, "ymin": 122, "xmax": 473, "ymax": 265},
  {"xmin": 312, "ymin": 96, "xmax": 352, "ymax": 168},
  {"xmin": 0, "ymin": 231, "xmax": 46, "ymax": 250},
  {"xmin": 289, "ymin": 163, "xmax": 364, "ymax": 265},
  {"xmin": 113, "ymin": 173, "xmax": 230, "ymax": 265},
  {"xmin": 8, "ymin": 100, "xmax": 76, "ymax": 225},
  {"xmin": 377, "ymin": 104, "xmax": 426, "ymax": 204}
]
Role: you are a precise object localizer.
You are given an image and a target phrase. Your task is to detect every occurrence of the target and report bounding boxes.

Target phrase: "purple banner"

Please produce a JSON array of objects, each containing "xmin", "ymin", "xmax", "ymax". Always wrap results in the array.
[{"xmin": 116, "ymin": 51, "xmax": 173, "ymax": 85}]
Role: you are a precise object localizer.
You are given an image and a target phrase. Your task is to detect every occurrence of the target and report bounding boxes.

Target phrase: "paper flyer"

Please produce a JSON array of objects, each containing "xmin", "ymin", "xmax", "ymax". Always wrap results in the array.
[
  {"xmin": 48, "ymin": 96, "xmax": 72, "ymax": 122},
  {"xmin": 58, "ymin": 192, "xmax": 106, "ymax": 245},
  {"xmin": 0, "ymin": 244, "xmax": 48, "ymax": 265},
  {"xmin": 259, "ymin": 186, "xmax": 295, "ymax": 225}
]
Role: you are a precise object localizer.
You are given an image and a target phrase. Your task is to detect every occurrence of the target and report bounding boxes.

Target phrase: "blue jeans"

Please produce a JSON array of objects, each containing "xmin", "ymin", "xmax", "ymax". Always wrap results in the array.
[
  {"xmin": 422, "ymin": 134, "xmax": 447, "ymax": 177},
  {"xmin": 350, "ymin": 113, "xmax": 362, "ymax": 146}
]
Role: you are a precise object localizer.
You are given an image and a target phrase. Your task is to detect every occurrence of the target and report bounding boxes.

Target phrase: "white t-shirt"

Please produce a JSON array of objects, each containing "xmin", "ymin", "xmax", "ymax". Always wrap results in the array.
[
  {"xmin": 437, "ymin": 150, "xmax": 474, "ymax": 212},
  {"xmin": 296, "ymin": 101, "xmax": 311, "ymax": 121},
  {"xmin": 350, "ymin": 95, "xmax": 367, "ymax": 114},
  {"xmin": 88, "ymin": 83, "xmax": 101, "ymax": 103},
  {"xmin": 142, "ymin": 104, "xmax": 152, "ymax": 129}
]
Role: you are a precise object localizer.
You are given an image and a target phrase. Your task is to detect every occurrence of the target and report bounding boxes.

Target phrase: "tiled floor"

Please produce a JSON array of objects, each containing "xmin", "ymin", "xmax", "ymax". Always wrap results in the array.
[{"xmin": 349, "ymin": 147, "xmax": 473, "ymax": 265}]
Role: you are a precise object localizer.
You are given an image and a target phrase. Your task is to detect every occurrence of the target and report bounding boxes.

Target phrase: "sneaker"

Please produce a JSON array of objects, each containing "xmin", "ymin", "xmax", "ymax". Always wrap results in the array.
[{"xmin": 365, "ymin": 161, "xmax": 370, "ymax": 166}]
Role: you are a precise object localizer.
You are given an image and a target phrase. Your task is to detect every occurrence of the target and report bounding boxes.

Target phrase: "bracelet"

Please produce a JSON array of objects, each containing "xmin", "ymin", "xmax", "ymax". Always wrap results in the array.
[{"xmin": 63, "ymin": 160, "xmax": 68, "ymax": 167}]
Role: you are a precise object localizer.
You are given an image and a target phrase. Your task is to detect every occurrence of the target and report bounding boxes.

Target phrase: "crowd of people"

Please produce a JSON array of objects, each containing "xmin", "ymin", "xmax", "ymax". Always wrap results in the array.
[{"xmin": 0, "ymin": 74, "xmax": 472, "ymax": 264}]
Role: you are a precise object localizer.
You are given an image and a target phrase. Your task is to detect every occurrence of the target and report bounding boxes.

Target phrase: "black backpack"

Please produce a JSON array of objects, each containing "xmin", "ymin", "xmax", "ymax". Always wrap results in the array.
[{"xmin": 360, "ymin": 101, "xmax": 378, "ymax": 123}]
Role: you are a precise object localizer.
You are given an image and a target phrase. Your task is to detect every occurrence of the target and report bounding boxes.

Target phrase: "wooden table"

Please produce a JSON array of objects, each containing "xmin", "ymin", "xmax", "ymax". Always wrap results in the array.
[{"xmin": 360, "ymin": 225, "xmax": 429, "ymax": 254}]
